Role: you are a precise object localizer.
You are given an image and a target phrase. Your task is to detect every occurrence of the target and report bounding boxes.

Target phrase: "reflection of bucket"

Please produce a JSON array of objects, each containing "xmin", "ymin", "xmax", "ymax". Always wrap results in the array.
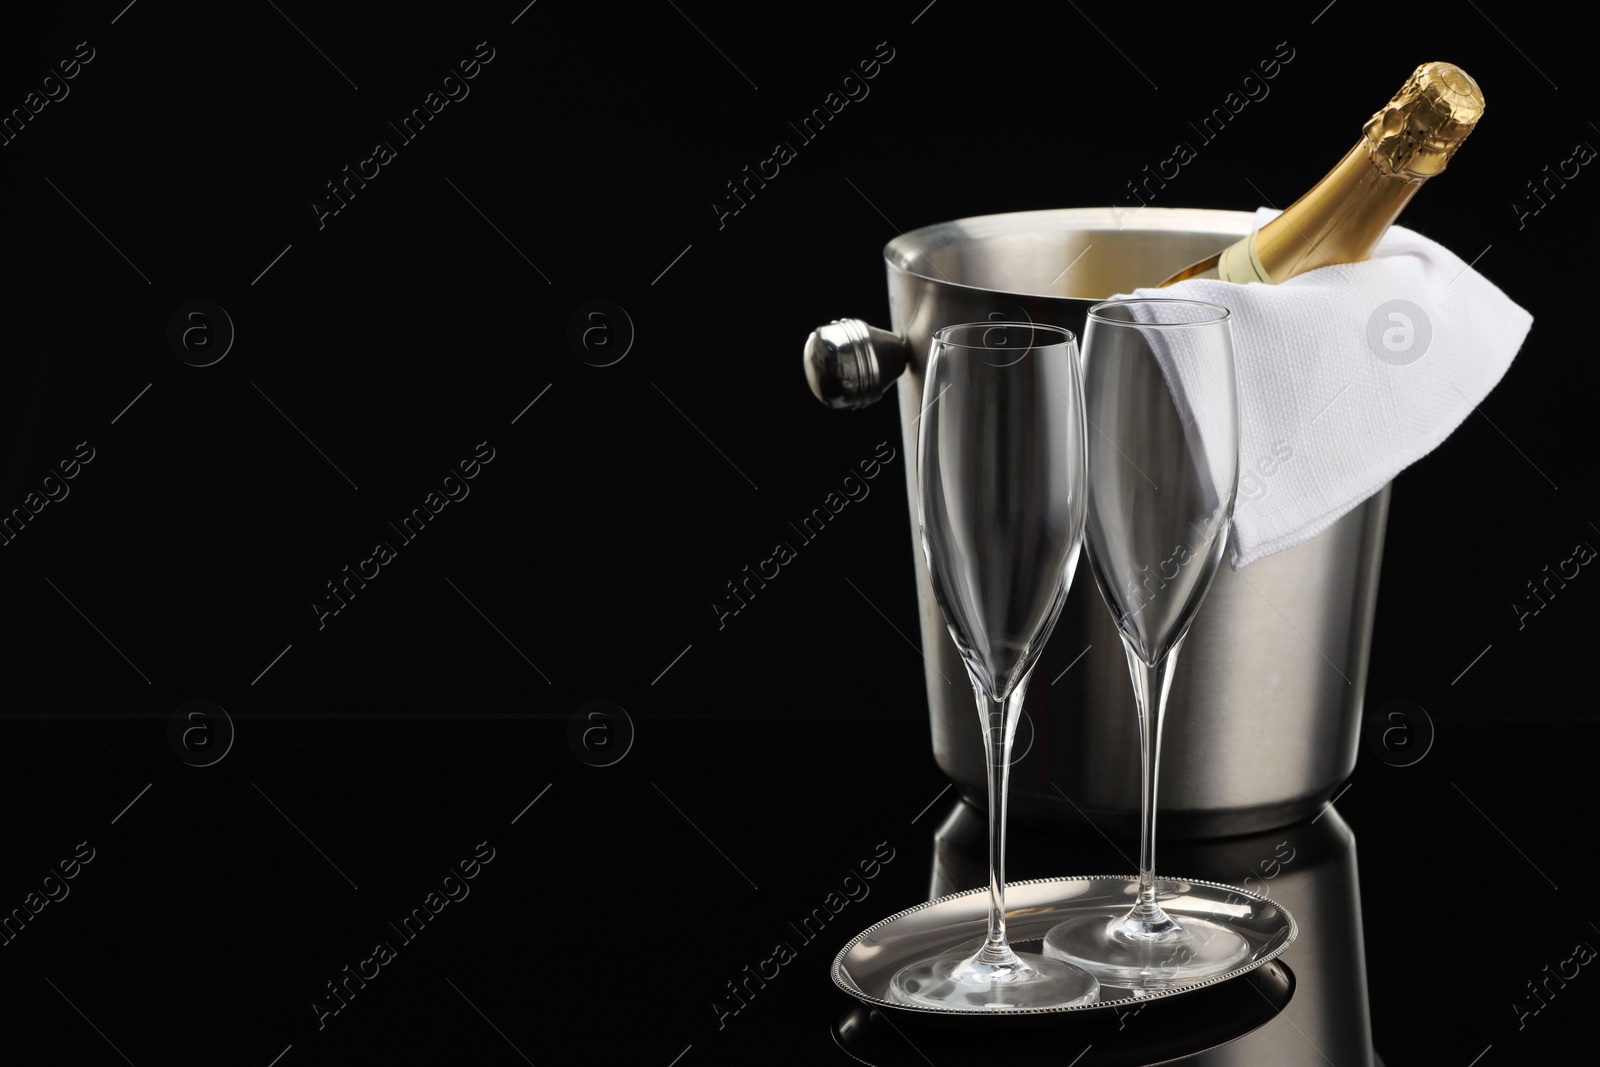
[{"xmin": 805, "ymin": 208, "xmax": 1388, "ymax": 838}]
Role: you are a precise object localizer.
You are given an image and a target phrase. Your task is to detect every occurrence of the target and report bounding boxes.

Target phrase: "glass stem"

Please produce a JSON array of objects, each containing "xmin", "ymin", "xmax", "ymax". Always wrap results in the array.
[
  {"xmin": 1126, "ymin": 635, "xmax": 1184, "ymax": 933},
  {"xmin": 976, "ymin": 672, "xmax": 1032, "ymax": 965}
]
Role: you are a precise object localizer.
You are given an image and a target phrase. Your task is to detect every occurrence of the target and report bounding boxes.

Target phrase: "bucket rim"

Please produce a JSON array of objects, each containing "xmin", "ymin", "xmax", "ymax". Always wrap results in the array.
[{"xmin": 883, "ymin": 206, "xmax": 1258, "ymax": 298}]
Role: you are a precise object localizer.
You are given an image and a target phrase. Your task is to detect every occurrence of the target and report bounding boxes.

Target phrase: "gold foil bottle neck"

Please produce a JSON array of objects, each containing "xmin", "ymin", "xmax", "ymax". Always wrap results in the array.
[{"xmin": 1362, "ymin": 61, "xmax": 1484, "ymax": 180}]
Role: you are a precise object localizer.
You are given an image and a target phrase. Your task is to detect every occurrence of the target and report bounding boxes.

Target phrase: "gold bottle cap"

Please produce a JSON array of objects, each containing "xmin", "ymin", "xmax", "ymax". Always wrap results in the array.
[{"xmin": 1362, "ymin": 62, "xmax": 1484, "ymax": 180}]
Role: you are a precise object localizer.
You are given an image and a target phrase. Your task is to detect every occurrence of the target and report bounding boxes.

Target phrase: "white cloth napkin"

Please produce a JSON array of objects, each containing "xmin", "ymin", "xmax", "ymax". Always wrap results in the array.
[{"xmin": 1123, "ymin": 208, "xmax": 1533, "ymax": 569}]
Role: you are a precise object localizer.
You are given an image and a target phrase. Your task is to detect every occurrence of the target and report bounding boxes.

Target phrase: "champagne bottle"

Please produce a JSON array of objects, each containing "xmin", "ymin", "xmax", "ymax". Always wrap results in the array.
[{"xmin": 1160, "ymin": 61, "xmax": 1484, "ymax": 286}]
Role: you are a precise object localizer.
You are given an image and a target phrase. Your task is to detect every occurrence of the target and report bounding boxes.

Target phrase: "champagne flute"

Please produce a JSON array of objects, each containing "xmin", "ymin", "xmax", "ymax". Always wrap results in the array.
[
  {"xmin": 889, "ymin": 322, "xmax": 1098, "ymax": 1011},
  {"xmin": 1042, "ymin": 298, "xmax": 1250, "ymax": 988}
]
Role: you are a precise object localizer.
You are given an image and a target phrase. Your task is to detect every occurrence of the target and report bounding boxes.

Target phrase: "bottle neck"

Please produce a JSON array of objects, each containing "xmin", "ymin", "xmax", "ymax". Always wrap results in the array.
[{"xmin": 1248, "ymin": 141, "xmax": 1425, "ymax": 283}]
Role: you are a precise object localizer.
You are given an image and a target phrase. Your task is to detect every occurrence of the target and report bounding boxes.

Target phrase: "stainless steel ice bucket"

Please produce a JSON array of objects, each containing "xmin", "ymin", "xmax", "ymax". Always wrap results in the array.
[{"xmin": 805, "ymin": 207, "xmax": 1388, "ymax": 838}]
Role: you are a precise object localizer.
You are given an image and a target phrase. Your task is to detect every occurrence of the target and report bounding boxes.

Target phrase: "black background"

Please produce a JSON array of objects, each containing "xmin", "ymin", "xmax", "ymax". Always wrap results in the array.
[{"xmin": 0, "ymin": 1, "xmax": 1595, "ymax": 1063}]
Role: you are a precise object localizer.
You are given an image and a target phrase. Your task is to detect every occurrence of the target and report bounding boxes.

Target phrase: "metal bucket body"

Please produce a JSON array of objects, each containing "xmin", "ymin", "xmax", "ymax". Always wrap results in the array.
[{"xmin": 885, "ymin": 207, "xmax": 1387, "ymax": 837}]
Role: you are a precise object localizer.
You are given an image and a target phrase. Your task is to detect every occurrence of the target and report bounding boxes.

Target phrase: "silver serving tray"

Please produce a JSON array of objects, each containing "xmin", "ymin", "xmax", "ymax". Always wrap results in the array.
[{"xmin": 832, "ymin": 875, "xmax": 1297, "ymax": 1022}]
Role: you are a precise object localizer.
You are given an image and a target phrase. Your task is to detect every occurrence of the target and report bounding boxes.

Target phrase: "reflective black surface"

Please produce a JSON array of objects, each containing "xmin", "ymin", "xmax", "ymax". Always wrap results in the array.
[{"xmin": 3, "ymin": 713, "xmax": 1592, "ymax": 1063}]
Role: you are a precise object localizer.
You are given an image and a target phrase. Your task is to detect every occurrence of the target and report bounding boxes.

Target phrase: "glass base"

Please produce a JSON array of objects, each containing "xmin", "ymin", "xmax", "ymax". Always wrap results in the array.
[
  {"xmin": 889, "ymin": 947, "xmax": 1099, "ymax": 1010},
  {"xmin": 1042, "ymin": 911, "xmax": 1252, "ymax": 988}
]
